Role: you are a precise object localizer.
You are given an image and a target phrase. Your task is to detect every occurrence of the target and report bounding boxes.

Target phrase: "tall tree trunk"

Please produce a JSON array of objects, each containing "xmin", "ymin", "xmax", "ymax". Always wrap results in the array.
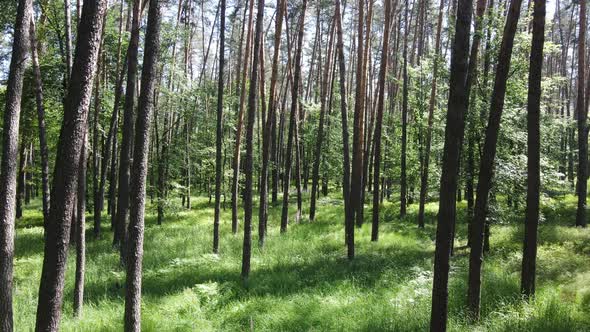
[
  {"xmin": 73, "ymin": 133, "xmax": 88, "ymax": 317},
  {"xmin": 35, "ymin": 0, "xmax": 106, "ymax": 329},
  {"xmin": 467, "ymin": 0, "xmax": 523, "ymax": 319},
  {"xmin": 242, "ymin": 0, "xmax": 265, "ymax": 282},
  {"xmin": 259, "ymin": 0, "xmax": 285, "ymax": 245},
  {"xmin": 0, "ymin": 0, "xmax": 32, "ymax": 328},
  {"xmin": 349, "ymin": 0, "xmax": 366, "ymax": 242},
  {"xmin": 30, "ymin": 19, "xmax": 51, "ymax": 226},
  {"xmin": 213, "ymin": 0, "xmax": 226, "ymax": 254},
  {"xmin": 232, "ymin": 0, "xmax": 255, "ymax": 234},
  {"xmin": 372, "ymin": 0, "xmax": 393, "ymax": 241},
  {"xmin": 575, "ymin": 0, "xmax": 587, "ymax": 227},
  {"xmin": 280, "ymin": 0, "xmax": 307, "ymax": 233},
  {"xmin": 521, "ymin": 0, "xmax": 545, "ymax": 297},
  {"xmin": 429, "ymin": 0, "xmax": 472, "ymax": 327},
  {"xmin": 310, "ymin": 19, "xmax": 335, "ymax": 222},
  {"xmin": 400, "ymin": 0, "xmax": 409, "ymax": 218},
  {"xmin": 114, "ymin": 0, "xmax": 141, "ymax": 253},
  {"xmin": 335, "ymin": 0, "xmax": 353, "ymax": 257},
  {"xmin": 417, "ymin": 0, "xmax": 445, "ymax": 228},
  {"xmin": 124, "ymin": 0, "xmax": 161, "ymax": 328},
  {"xmin": 64, "ymin": 0, "xmax": 73, "ymax": 82}
]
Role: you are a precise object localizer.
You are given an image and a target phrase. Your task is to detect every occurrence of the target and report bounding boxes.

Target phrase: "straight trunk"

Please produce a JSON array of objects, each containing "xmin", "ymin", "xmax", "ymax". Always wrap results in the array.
[
  {"xmin": 124, "ymin": 0, "xmax": 162, "ymax": 328},
  {"xmin": 521, "ymin": 0, "xmax": 545, "ymax": 297}
]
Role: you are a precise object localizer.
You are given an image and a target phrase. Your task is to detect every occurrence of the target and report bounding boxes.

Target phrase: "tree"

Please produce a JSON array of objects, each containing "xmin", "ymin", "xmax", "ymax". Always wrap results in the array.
[
  {"xmin": 114, "ymin": 0, "xmax": 141, "ymax": 253},
  {"xmin": 429, "ymin": 0, "xmax": 473, "ymax": 328},
  {"xmin": 0, "ymin": 0, "xmax": 32, "ymax": 329},
  {"xmin": 575, "ymin": 0, "xmax": 587, "ymax": 227},
  {"xmin": 213, "ymin": 0, "xmax": 226, "ymax": 254},
  {"xmin": 400, "ymin": 0, "xmax": 409, "ymax": 218},
  {"xmin": 417, "ymin": 0, "xmax": 455, "ymax": 228},
  {"xmin": 259, "ymin": 0, "xmax": 285, "ymax": 245},
  {"xmin": 124, "ymin": 0, "xmax": 162, "ymax": 328},
  {"xmin": 280, "ymin": 0, "xmax": 308, "ymax": 233},
  {"xmin": 30, "ymin": 18, "xmax": 51, "ymax": 226},
  {"xmin": 231, "ymin": 0, "xmax": 255, "ymax": 234},
  {"xmin": 35, "ymin": 0, "xmax": 107, "ymax": 329},
  {"xmin": 467, "ymin": 0, "xmax": 524, "ymax": 319},
  {"xmin": 74, "ymin": 133, "xmax": 88, "ymax": 316},
  {"xmin": 371, "ymin": 0, "xmax": 393, "ymax": 241},
  {"xmin": 334, "ymin": 0, "xmax": 352, "ymax": 257},
  {"xmin": 242, "ymin": 0, "xmax": 265, "ymax": 281},
  {"xmin": 521, "ymin": 0, "xmax": 546, "ymax": 298}
]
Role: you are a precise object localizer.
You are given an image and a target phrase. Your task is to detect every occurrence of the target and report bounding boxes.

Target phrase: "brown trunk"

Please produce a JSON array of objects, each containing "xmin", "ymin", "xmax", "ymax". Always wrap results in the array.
[
  {"xmin": 124, "ymin": 0, "xmax": 162, "ymax": 328},
  {"xmin": 35, "ymin": 0, "xmax": 106, "ymax": 329}
]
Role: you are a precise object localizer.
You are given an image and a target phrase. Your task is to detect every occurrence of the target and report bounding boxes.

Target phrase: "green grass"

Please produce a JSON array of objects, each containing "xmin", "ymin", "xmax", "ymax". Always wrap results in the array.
[{"xmin": 13, "ymin": 193, "xmax": 590, "ymax": 331}]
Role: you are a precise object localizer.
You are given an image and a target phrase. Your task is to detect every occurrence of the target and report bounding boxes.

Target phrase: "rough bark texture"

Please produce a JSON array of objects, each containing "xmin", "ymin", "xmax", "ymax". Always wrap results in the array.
[
  {"xmin": 114, "ymin": 0, "xmax": 141, "ymax": 253},
  {"xmin": 429, "ymin": 0, "xmax": 472, "ymax": 328},
  {"xmin": 124, "ymin": 0, "xmax": 162, "ymax": 329},
  {"xmin": 0, "ymin": 0, "xmax": 32, "ymax": 329},
  {"xmin": 521, "ymin": 0, "xmax": 545, "ymax": 297},
  {"xmin": 35, "ymin": 0, "xmax": 106, "ymax": 330},
  {"xmin": 467, "ymin": 0, "xmax": 523, "ymax": 319}
]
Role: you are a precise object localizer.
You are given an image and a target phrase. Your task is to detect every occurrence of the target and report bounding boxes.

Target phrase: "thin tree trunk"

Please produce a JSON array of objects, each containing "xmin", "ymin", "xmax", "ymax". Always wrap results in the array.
[
  {"xmin": 335, "ymin": 0, "xmax": 353, "ymax": 257},
  {"xmin": 232, "ymin": 0, "xmax": 255, "ymax": 234},
  {"xmin": 417, "ymin": 0, "xmax": 445, "ymax": 228},
  {"xmin": 242, "ymin": 0, "xmax": 265, "ymax": 282},
  {"xmin": 310, "ymin": 19, "xmax": 335, "ymax": 222},
  {"xmin": 258, "ymin": 0, "xmax": 285, "ymax": 245},
  {"xmin": 280, "ymin": 0, "xmax": 307, "ymax": 233},
  {"xmin": 467, "ymin": 0, "xmax": 523, "ymax": 319},
  {"xmin": 214, "ymin": 0, "xmax": 226, "ymax": 254},
  {"xmin": 400, "ymin": 0, "xmax": 409, "ymax": 218},
  {"xmin": 124, "ymin": 0, "xmax": 161, "ymax": 328},
  {"xmin": 521, "ymin": 0, "xmax": 545, "ymax": 297},
  {"xmin": 73, "ymin": 133, "xmax": 88, "ymax": 317},
  {"xmin": 114, "ymin": 0, "xmax": 141, "ymax": 253},
  {"xmin": 372, "ymin": 0, "xmax": 393, "ymax": 241},
  {"xmin": 575, "ymin": 0, "xmax": 587, "ymax": 227},
  {"xmin": 429, "ymin": 0, "xmax": 472, "ymax": 327}
]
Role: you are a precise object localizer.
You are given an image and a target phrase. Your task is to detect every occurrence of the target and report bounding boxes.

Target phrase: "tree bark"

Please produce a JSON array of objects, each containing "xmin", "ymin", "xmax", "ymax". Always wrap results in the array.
[
  {"xmin": 467, "ymin": 0, "xmax": 523, "ymax": 319},
  {"xmin": 242, "ymin": 0, "xmax": 265, "ymax": 282},
  {"xmin": 114, "ymin": 0, "xmax": 141, "ymax": 254},
  {"xmin": 429, "ymin": 0, "xmax": 472, "ymax": 327},
  {"xmin": 124, "ymin": 0, "xmax": 162, "ymax": 328},
  {"xmin": 575, "ymin": 0, "xmax": 587, "ymax": 227},
  {"xmin": 0, "ymin": 0, "xmax": 32, "ymax": 328},
  {"xmin": 214, "ymin": 0, "xmax": 226, "ymax": 254},
  {"xmin": 280, "ymin": 0, "xmax": 307, "ymax": 233},
  {"xmin": 372, "ymin": 0, "xmax": 393, "ymax": 241},
  {"xmin": 521, "ymin": 0, "xmax": 545, "ymax": 297},
  {"xmin": 35, "ymin": 0, "xmax": 106, "ymax": 329}
]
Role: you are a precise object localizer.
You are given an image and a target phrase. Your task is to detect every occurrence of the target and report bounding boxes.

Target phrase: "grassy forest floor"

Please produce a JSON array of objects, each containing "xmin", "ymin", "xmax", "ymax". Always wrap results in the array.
[{"xmin": 12, "ymin": 193, "xmax": 590, "ymax": 331}]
